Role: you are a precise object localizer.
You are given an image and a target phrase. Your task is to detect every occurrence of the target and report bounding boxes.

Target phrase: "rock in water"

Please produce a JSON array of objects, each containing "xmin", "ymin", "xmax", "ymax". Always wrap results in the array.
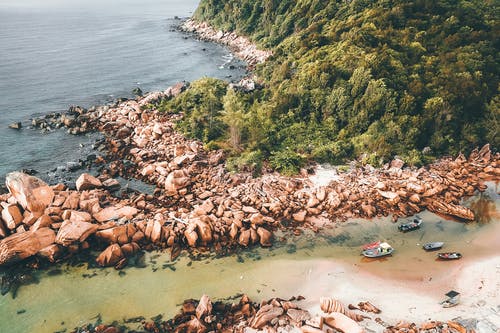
[
  {"xmin": 132, "ymin": 87, "xmax": 143, "ymax": 97},
  {"xmin": 96, "ymin": 244, "xmax": 124, "ymax": 267},
  {"xmin": 5, "ymin": 172, "xmax": 54, "ymax": 215},
  {"xmin": 8, "ymin": 122, "xmax": 22, "ymax": 130},
  {"xmin": 0, "ymin": 228, "xmax": 55, "ymax": 265}
]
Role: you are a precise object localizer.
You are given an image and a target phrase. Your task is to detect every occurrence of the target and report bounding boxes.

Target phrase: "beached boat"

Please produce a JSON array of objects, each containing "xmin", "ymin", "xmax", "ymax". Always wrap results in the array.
[
  {"xmin": 362, "ymin": 242, "xmax": 394, "ymax": 258},
  {"xmin": 440, "ymin": 290, "xmax": 460, "ymax": 308},
  {"xmin": 398, "ymin": 215, "xmax": 423, "ymax": 232},
  {"xmin": 437, "ymin": 252, "xmax": 462, "ymax": 260},
  {"xmin": 423, "ymin": 242, "xmax": 444, "ymax": 251}
]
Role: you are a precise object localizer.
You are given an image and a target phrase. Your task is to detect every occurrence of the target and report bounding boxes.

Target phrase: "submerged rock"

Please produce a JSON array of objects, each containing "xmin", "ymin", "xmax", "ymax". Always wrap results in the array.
[{"xmin": 8, "ymin": 122, "xmax": 22, "ymax": 130}]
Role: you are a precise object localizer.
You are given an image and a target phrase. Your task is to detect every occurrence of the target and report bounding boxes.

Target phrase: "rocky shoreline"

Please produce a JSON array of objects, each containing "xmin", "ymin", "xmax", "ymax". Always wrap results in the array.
[
  {"xmin": 0, "ymin": 80, "xmax": 499, "ymax": 271},
  {"xmin": 70, "ymin": 294, "xmax": 481, "ymax": 333},
  {"xmin": 180, "ymin": 19, "xmax": 272, "ymax": 69},
  {"xmin": 0, "ymin": 18, "xmax": 499, "ymax": 333}
]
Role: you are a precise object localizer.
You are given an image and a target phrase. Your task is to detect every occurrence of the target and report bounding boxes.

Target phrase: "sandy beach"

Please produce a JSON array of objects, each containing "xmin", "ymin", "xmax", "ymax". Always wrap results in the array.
[{"xmin": 295, "ymin": 254, "xmax": 500, "ymax": 331}]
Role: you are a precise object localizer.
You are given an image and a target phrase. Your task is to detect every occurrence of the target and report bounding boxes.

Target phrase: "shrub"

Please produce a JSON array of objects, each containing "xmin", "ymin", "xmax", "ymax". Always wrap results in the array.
[{"xmin": 269, "ymin": 149, "xmax": 305, "ymax": 175}]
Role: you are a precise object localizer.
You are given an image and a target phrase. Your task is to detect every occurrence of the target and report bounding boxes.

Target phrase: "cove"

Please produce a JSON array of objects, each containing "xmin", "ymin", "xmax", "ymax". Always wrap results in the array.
[{"xmin": 0, "ymin": 183, "xmax": 497, "ymax": 333}]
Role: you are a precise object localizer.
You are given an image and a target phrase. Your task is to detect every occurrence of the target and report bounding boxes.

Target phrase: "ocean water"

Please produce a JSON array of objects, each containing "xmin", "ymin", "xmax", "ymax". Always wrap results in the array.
[{"xmin": 0, "ymin": 0, "xmax": 244, "ymax": 181}]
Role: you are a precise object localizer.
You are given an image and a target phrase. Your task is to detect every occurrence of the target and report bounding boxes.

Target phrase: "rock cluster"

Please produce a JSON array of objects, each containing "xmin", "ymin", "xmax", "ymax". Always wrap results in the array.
[
  {"xmin": 181, "ymin": 19, "xmax": 272, "ymax": 68},
  {"xmin": 0, "ymin": 172, "xmax": 141, "ymax": 267},
  {"xmin": 71, "ymin": 295, "xmax": 473, "ymax": 333},
  {"xmin": 1, "ymin": 80, "xmax": 499, "ymax": 269},
  {"xmin": 92, "ymin": 88, "xmax": 497, "ymax": 238}
]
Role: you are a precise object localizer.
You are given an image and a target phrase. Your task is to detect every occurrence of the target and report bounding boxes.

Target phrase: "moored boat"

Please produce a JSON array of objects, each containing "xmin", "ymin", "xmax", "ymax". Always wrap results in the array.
[
  {"xmin": 362, "ymin": 242, "xmax": 394, "ymax": 258},
  {"xmin": 398, "ymin": 215, "xmax": 423, "ymax": 232},
  {"xmin": 423, "ymin": 242, "xmax": 444, "ymax": 251},
  {"xmin": 437, "ymin": 252, "xmax": 462, "ymax": 260}
]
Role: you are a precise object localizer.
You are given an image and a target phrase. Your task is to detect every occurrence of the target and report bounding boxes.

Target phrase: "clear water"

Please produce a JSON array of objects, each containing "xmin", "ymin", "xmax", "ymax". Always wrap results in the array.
[
  {"xmin": 0, "ymin": 0, "xmax": 245, "ymax": 181},
  {"xmin": 0, "ymin": 184, "xmax": 497, "ymax": 333}
]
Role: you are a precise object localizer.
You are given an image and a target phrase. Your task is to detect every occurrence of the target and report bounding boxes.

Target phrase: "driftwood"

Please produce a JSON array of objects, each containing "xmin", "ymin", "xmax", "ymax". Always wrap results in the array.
[{"xmin": 0, "ymin": 227, "xmax": 55, "ymax": 265}]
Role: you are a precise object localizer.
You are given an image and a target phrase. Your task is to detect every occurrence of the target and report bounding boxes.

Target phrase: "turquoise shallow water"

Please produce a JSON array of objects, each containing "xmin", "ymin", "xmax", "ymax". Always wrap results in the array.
[
  {"xmin": 0, "ymin": 184, "xmax": 497, "ymax": 333},
  {"xmin": 0, "ymin": 0, "xmax": 245, "ymax": 181}
]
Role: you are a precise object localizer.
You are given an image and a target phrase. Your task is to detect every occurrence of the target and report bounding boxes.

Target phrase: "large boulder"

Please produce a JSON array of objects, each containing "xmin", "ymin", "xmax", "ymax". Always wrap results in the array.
[
  {"xmin": 194, "ymin": 217, "xmax": 213, "ymax": 245},
  {"xmin": 427, "ymin": 200, "xmax": 475, "ymax": 221},
  {"xmin": 93, "ymin": 206, "xmax": 138, "ymax": 223},
  {"xmin": 0, "ymin": 228, "xmax": 56, "ymax": 265},
  {"xmin": 76, "ymin": 173, "xmax": 102, "ymax": 191},
  {"xmin": 144, "ymin": 217, "xmax": 163, "ymax": 243},
  {"xmin": 55, "ymin": 220, "xmax": 98, "ymax": 246},
  {"xmin": 5, "ymin": 172, "xmax": 54, "ymax": 215},
  {"xmin": 257, "ymin": 227, "xmax": 272, "ymax": 247},
  {"xmin": 1, "ymin": 203, "xmax": 23, "ymax": 229},
  {"xmin": 165, "ymin": 169, "xmax": 190, "ymax": 195},
  {"xmin": 96, "ymin": 244, "xmax": 124, "ymax": 267},
  {"xmin": 322, "ymin": 313, "xmax": 364, "ymax": 333},
  {"xmin": 249, "ymin": 304, "xmax": 284, "ymax": 329},
  {"xmin": 37, "ymin": 244, "xmax": 63, "ymax": 263},
  {"xmin": 95, "ymin": 225, "xmax": 128, "ymax": 244},
  {"xmin": 196, "ymin": 295, "xmax": 212, "ymax": 320}
]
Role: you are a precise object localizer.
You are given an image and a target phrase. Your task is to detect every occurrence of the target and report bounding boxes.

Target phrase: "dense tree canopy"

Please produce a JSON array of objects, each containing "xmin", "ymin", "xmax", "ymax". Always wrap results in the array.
[{"xmin": 161, "ymin": 0, "xmax": 499, "ymax": 173}]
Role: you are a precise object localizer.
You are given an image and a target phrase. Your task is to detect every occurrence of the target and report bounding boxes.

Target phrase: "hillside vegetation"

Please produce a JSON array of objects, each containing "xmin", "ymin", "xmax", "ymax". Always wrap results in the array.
[{"xmin": 161, "ymin": 0, "xmax": 499, "ymax": 174}]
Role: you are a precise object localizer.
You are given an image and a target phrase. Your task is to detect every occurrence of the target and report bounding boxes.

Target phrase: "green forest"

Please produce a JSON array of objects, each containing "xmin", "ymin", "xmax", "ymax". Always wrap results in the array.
[{"xmin": 161, "ymin": 0, "xmax": 499, "ymax": 174}]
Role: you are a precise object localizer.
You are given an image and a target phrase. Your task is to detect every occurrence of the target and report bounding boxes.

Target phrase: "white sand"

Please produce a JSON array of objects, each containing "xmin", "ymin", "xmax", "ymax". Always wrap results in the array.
[{"xmin": 295, "ymin": 256, "xmax": 500, "ymax": 331}]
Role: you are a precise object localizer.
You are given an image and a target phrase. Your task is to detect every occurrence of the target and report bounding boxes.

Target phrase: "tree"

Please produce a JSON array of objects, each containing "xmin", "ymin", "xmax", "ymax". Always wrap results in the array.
[{"xmin": 219, "ymin": 88, "xmax": 247, "ymax": 151}]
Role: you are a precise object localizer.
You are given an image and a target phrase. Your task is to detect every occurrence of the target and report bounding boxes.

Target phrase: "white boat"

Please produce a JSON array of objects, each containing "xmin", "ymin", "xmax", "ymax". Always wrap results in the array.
[
  {"xmin": 440, "ymin": 290, "xmax": 460, "ymax": 308},
  {"xmin": 362, "ymin": 242, "xmax": 394, "ymax": 258},
  {"xmin": 423, "ymin": 242, "xmax": 444, "ymax": 251}
]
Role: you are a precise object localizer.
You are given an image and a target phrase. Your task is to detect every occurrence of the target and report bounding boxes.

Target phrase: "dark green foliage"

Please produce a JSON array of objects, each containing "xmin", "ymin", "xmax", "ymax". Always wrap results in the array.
[
  {"xmin": 269, "ymin": 149, "xmax": 306, "ymax": 175},
  {"xmin": 160, "ymin": 78, "xmax": 228, "ymax": 143},
  {"xmin": 226, "ymin": 150, "xmax": 264, "ymax": 175},
  {"xmin": 164, "ymin": 0, "xmax": 499, "ymax": 171}
]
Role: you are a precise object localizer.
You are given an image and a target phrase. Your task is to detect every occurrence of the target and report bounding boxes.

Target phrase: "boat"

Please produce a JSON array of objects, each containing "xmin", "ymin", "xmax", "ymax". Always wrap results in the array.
[
  {"xmin": 437, "ymin": 252, "xmax": 462, "ymax": 260},
  {"xmin": 423, "ymin": 242, "xmax": 444, "ymax": 251},
  {"xmin": 362, "ymin": 242, "xmax": 394, "ymax": 258},
  {"xmin": 398, "ymin": 215, "xmax": 423, "ymax": 232},
  {"xmin": 362, "ymin": 241, "xmax": 381, "ymax": 250},
  {"xmin": 440, "ymin": 290, "xmax": 460, "ymax": 308}
]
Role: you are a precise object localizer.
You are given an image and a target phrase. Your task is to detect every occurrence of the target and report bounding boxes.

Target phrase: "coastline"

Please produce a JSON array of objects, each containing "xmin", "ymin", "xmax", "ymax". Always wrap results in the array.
[
  {"xmin": 0, "ymin": 18, "xmax": 499, "ymax": 333},
  {"xmin": 180, "ymin": 18, "xmax": 272, "ymax": 68},
  {"xmin": 1, "ymin": 86, "xmax": 498, "ymax": 269},
  {"xmin": 55, "ymin": 255, "xmax": 500, "ymax": 333}
]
